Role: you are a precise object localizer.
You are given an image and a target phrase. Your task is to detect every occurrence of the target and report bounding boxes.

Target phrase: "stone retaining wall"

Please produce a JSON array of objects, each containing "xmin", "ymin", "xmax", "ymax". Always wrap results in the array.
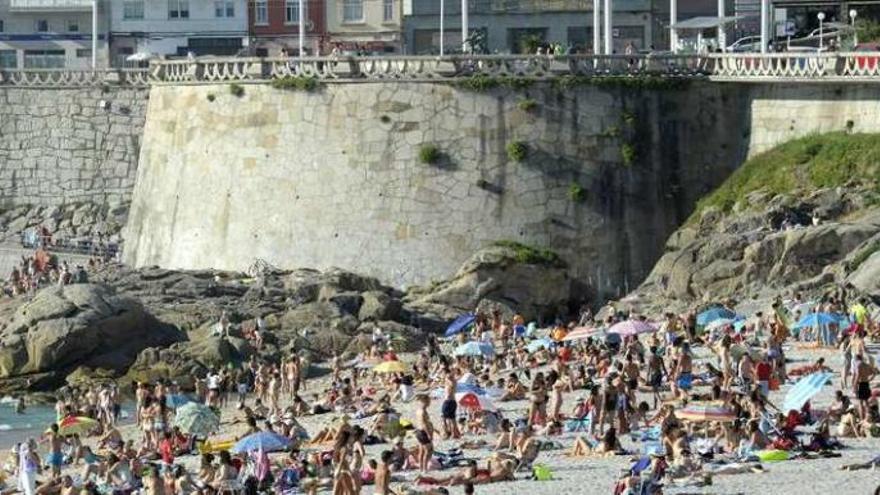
[{"xmin": 0, "ymin": 87, "xmax": 148, "ymax": 208}]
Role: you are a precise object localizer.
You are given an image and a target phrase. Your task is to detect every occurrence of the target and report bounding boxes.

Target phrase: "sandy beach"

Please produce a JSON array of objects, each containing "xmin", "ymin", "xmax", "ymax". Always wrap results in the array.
[{"xmin": 10, "ymin": 337, "xmax": 878, "ymax": 495}]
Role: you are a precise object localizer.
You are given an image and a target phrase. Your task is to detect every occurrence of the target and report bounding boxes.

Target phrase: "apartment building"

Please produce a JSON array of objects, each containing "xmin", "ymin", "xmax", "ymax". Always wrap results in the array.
[
  {"xmin": 325, "ymin": 0, "xmax": 403, "ymax": 53},
  {"xmin": 248, "ymin": 0, "xmax": 326, "ymax": 56}
]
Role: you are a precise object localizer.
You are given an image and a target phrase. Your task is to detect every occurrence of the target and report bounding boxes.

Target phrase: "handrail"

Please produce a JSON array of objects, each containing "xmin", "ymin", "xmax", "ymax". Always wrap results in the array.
[{"xmin": 2, "ymin": 53, "xmax": 880, "ymax": 87}]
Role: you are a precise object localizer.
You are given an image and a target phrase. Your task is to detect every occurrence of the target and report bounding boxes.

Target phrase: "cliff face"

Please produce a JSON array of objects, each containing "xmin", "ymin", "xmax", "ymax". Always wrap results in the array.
[
  {"xmin": 123, "ymin": 81, "xmax": 752, "ymax": 300},
  {"xmin": 626, "ymin": 133, "xmax": 880, "ymax": 313}
]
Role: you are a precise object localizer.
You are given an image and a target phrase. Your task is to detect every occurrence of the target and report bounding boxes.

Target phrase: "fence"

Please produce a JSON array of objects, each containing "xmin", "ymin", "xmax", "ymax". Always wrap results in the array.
[{"xmin": 2, "ymin": 53, "xmax": 880, "ymax": 87}]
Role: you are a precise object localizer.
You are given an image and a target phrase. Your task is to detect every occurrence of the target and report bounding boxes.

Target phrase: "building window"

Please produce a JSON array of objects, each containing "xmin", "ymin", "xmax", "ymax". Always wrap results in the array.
[
  {"xmin": 215, "ymin": 0, "xmax": 234, "ymax": 17},
  {"xmin": 123, "ymin": 0, "xmax": 145, "ymax": 20},
  {"xmin": 24, "ymin": 50, "xmax": 65, "ymax": 68},
  {"xmin": 169, "ymin": 0, "xmax": 190, "ymax": 19},
  {"xmin": 0, "ymin": 20, "xmax": 4, "ymax": 33},
  {"xmin": 35, "ymin": 20, "xmax": 49, "ymax": 32},
  {"xmin": 383, "ymin": 0, "xmax": 393, "ymax": 21},
  {"xmin": 285, "ymin": 0, "xmax": 308, "ymax": 24},
  {"xmin": 254, "ymin": 0, "xmax": 268, "ymax": 25},
  {"xmin": 76, "ymin": 48, "xmax": 91, "ymax": 58},
  {"xmin": 67, "ymin": 20, "xmax": 79, "ymax": 32},
  {"xmin": 343, "ymin": 0, "xmax": 363, "ymax": 22},
  {"xmin": 0, "ymin": 50, "xmax": 16, "ymax": 68}
]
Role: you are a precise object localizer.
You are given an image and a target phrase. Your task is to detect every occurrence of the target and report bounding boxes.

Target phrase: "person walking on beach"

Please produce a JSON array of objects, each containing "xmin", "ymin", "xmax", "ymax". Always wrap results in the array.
[
  {"xmin": 17, "ymin": 442, "xmax": 39, "ymax": 495},
  {"xmin": 45, "ymin": 423, "xmax": 63, "ymax": 478}
]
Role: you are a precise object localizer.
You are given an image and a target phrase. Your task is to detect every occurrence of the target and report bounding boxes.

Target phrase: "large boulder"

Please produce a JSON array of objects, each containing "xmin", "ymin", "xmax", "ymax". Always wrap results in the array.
[
  {"xmin": 0, "ymin": 284, "xmax": 182, "ymax": 385},
  {"xmin": 407, "ymin": 243, "xmax": 571, "ymax": 321}
]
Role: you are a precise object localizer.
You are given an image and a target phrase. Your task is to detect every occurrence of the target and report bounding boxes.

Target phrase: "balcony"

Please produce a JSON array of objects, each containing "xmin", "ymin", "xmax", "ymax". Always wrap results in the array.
[{"xmin": 9, "ymin": 0, "xmax": 93, "ymax": 12}]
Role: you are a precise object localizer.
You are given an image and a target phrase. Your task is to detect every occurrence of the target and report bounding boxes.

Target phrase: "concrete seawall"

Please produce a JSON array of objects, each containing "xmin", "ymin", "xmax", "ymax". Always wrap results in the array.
[{"xmin": 123, "ymin": 81, "xmax": 754, "ymax": 297}]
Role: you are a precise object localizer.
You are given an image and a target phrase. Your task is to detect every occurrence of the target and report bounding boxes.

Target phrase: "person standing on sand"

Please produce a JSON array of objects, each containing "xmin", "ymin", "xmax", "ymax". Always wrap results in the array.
[
  {"xmin": 441, "ymin": 368, "xmax": 460, "ymax": 439},
  {"xmin": 17, "ymin": 442, "xmax": 39, "ymax": 495},
  {"xmin": 375, "ymin": 450, "xmax": 392, "ymax": 495},
  {"xmin": 45, "ymin": 423, "xmax": 63, "ymax": 478},
  {"xmin": 854, "ymin": 354, "xmax": 876, "ymax": 420}
]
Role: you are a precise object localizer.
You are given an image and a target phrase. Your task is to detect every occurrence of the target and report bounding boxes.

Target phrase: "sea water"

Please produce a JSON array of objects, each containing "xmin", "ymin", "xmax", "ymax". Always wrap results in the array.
[
  {"xmin": 0, "ymin": 397, "xmax": 57, "ymax": 448},
  {"xmin": 0, "ymin": 397, "xmax": 132, "ymax": 448}
]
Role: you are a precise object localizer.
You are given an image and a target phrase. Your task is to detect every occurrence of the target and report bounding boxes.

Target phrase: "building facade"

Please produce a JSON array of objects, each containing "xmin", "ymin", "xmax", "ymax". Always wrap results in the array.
[
  {"xmin": 110, "ymin": 0, "xmax": 248, "ymax": 66},
  {"xmin": 247, "ymin": 0, "xmax": 326, "ymax": 56},
  {"xmin": 0, "ymin": 0, "xmax": 109, "ymax": 69},
  {"xmin": 403, "ymin": 0, "xmax": 653, "ymax": 54},
  {"xmin": 325, "ymin": 0, "xmax": 402, "ymax": 53}
]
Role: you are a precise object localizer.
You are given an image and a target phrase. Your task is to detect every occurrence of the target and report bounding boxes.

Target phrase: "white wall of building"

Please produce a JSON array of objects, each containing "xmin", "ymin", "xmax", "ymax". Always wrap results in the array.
[
  {"xmin": 0, "ymin": 0, "xmax": 109, "ymax": 68},
  {"xmin": 110, "ymin": 0, "xmax": 248, "ymax": 64}
]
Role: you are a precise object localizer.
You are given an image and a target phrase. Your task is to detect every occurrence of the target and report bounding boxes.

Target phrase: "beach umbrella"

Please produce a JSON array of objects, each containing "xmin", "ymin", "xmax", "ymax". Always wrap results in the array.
[
  {"xmin": 58, "ymin": 416, "xmax": 98, "ymax": 436},
  {"xmin": 373, "ymin": 360, "xmax": 408, "ymax": 374},
  {"xmin": 783, "ymin": 371, "xmax": 832, "ymax": 412},
  {"xmin": 607, "ymin": 320, "xmax": 657, "ymax": 337},
  {"xmin": 697, "ymin": 307, "xmax": 737, "ymax": 327},
  {"xmin": 526, "ymin": 337, "xmax": 553, "ymax": 353},
  {"xmin": 456, "ymin": 392, "xmax": 495, "ymax": 411},
  {"xmin": 792, "ymin": 313, "xmax": 839, "ymax": 329},
  {"xmin": 562, "ymin": 326, "xmax": 600, "ymax": 342},
  {"xmin": 166, "ymin": 394, "xmax": 194, "ymax": 408},
  {"xmin": 444, "ymin": 313, "xmax": 476, "ymax": 337},
  {"xmin": 173, "ymin": 403, "xmax": 220, "ymax": 437},
  {"xmin": 677, "ymin": 402, "xmax": 737, "ymax": 422},
  {"xmin": 231, "ymin": 431, "xmax": 293, "ymax": 454},
  {"xmin": 454, "ymin": 341, "xmax": 495, "ymax": 358}
]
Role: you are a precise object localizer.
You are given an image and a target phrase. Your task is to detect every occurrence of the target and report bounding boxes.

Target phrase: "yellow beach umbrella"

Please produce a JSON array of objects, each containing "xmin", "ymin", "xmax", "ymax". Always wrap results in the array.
[
  {"xmin": 58, "ymin": 416, "xmax": 99, "ymax": 436},
  {"xmin": 373, "ymin": 360, "xmax": 407, "ymax": 374}
]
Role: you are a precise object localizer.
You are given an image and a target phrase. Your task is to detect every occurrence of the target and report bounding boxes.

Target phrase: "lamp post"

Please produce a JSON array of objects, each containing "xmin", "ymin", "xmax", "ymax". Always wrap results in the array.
[
  {"xmin": 593, "ymin": 0, "xmax": 601, "ymax": 54},
  {"xmin": 604, "ymin": 0, "xmax": 612, "ymax": 54},
  {"xmin": 298, "ymin": 0, "xmax": 305, "ymax": 57},
  {"xmin": 461, "ymin": 0, "xmax": 468, "ymax": 53},
  {"xmin": 817, "ymin": 11, "xmax": 825, "ymax": 51},
  {"xmin": 439, "ymin": 0, "xmax": 445, "ymax": 56},
  {"xmin": 850, "ymin": 9, "xmax": 858, "ymax": 47},
  {"xmin": 91, "ymin": 0, "xmax": 97, "ymax": 69}
]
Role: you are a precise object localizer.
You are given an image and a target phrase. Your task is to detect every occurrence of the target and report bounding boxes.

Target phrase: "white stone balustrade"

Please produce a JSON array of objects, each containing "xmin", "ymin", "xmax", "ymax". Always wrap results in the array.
[{"xmin": 3, "ymin": 53, "xmax": 880, "ymax": 87}]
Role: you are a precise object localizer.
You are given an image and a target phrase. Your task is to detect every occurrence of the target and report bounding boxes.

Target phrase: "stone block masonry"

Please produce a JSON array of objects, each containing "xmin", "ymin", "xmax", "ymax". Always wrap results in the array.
[{"xmin": 0, "ymin": 87, "xmax": 148, "ymax": 208}]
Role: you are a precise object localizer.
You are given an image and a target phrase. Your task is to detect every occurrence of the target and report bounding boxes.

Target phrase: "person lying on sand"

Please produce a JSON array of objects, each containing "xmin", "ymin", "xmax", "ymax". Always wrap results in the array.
[{"xmin": 570, "ymin": 427, "xmax": 623, "ymax": 457}]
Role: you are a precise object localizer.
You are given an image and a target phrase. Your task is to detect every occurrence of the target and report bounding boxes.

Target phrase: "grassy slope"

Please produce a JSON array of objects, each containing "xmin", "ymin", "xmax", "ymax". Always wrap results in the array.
[{"xmin": 689, "ymin": 132, "xmax": 880, "ymax": 223}]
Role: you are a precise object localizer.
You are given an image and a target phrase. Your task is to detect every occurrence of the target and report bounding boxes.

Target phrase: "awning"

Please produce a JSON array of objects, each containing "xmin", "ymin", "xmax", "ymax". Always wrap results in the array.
[{"xmin": 671, "ymin": 16, "xmax": 745, "ymax": 30}]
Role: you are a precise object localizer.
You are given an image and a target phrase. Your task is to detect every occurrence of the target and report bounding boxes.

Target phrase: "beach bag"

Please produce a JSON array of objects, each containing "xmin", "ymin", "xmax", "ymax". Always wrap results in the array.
[{"xmin": 532, "ymin": 464, "xmax": 553, "ymax": 481}]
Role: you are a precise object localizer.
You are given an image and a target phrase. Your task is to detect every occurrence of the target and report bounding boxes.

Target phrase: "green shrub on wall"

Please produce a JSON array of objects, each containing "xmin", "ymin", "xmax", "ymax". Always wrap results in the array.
[
  {"xmin": 419, "ymin": 144, "xmax": 441, "ymax": 164},
  {"xmin": 493, "ymin": 240, "xmax": 565, "ymax": 267},
  {"xmin": 569, "ymin": 183, "xmax": 586, "ymax": 202},
  {"xmin": 507, "ymin": 141, "xmax": 528, "ymax": 162},
  {"xmin": 621, "ymin": 143, "xmax": 636, "ymax": 166},
  {"xmin": 517, "ymin": 98, "xmax": 538, "ymax": 112},
  {"xmin": 229, "ymin": 83, "xmax": 245, "ymax": 97},
  {"xmin": 270, "ymin": 76, "xmax": 321, "ymax": 91}
]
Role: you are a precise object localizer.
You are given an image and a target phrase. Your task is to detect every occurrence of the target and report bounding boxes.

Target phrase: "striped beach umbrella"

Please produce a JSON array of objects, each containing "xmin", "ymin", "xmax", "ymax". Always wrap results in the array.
[
  {"xmin": 607, "ymin": 320, "xmax": 657, "ymax": 337},
  {"xmin": 58, "ymin": 416, "xmax": 99, "ymax": 436},
  {"xmin": 562, "ymin": 326, "xmax": 600, "ymax": 342},
  {"xmin": 677, "ymin": 402, "xmax": 737, "ymax": 422},
  {"xmin": 783, "ymin": 372, "xmax": 832, "ymax": 413}
]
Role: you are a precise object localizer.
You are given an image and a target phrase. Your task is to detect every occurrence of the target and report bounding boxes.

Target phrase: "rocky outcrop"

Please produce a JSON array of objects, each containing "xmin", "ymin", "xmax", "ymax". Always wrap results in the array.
[
  {"xmin": 628, "ymin": 185, "xmax": 880, "ymax": 312},
  {"xmin": 405, "ymin": 243, "xmax": 572, "ymax": 321},
  {"xmin": 0, "ymin": 283, "xmax": 181, "ymax": 392},
  {"xmin": 0, "ymin": 202, "xmax": 127, "ymax": 244}
]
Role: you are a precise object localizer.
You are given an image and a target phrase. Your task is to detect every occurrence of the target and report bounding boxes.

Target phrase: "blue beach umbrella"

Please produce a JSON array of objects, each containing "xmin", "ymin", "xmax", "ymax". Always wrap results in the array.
[
  {"xmin": 697, "ymin": 307, "xmax": 737, "ymax": 327},
  {"xmin": 454, "ymin": 341, "xmax": 495, "ymax": 357},
  {"xmin": 783, "ymin": 372, "xmax": 832, "ymax": 412},
  {"xmin": 232, "ymin": 431, "xmax": 293, "ymax": 454},
  {"xmin": 445, "ymin": 313, "xmax": 476, "ymax": 338},
  {"xmin": 792, "ymin": 312, "xmax": 839, "ymax": 329}
]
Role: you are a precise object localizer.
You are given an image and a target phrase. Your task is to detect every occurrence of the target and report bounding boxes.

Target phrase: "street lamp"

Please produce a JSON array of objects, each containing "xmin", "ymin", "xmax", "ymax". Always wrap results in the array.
[
  {"xmin": 817, "ymin": 11, "xmax": 826, "ymax": 51},
  {"xmin": 850, "ymin": 9, "xmax": 859, "ymax": 47}
]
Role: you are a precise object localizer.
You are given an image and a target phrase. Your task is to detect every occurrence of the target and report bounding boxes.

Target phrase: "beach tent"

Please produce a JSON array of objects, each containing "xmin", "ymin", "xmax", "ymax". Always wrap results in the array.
[{"xmin": 697, "ymin": 307, "xmax": 737, "ymax": 327}]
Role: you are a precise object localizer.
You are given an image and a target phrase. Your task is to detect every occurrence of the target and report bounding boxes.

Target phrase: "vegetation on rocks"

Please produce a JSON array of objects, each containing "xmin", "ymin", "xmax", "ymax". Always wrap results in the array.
[
  {"xmin": 229, "ymin": 83, "xmax": 245, "ymax": 97},
  {"xmin": 568, "ymin": 182, "xmax": 587, "ymax": 202},
  {"xmin": 492, "ymin": 240, "xmax": 565, "ymax": 267},
  {"xmin": 517, "ymin": 97, "xmax": 538, "ymax": 112},
  {"xmin": 454, "ymin": 75, "xmax": 535, "ymax": 92},
  {"xmin": 691, "ymin": 132, "xmax": 880, "ymax": 222}
]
